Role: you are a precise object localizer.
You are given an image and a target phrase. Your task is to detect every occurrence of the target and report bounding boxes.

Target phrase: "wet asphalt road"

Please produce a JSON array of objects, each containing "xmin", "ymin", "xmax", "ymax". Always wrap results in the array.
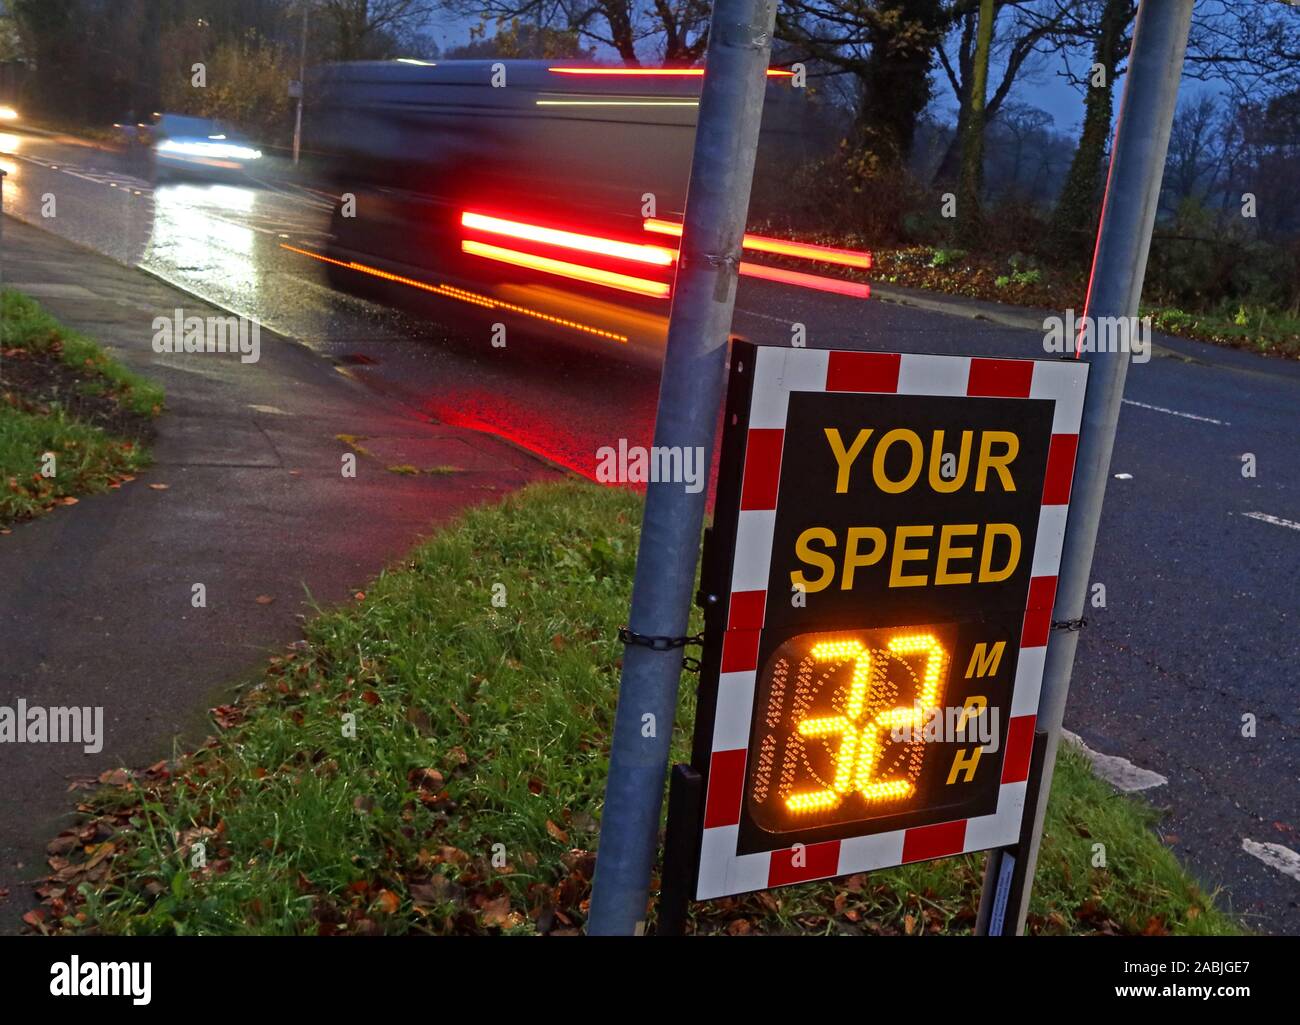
[{"xmin": 1, "ymin": 128, "xmax": 1296, "ymax": 933}]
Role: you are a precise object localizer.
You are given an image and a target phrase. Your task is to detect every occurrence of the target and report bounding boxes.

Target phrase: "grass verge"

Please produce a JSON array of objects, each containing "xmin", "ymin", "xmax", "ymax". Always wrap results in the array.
[
  {"xmin": 0, "ymin": 289, "xmax": 162, "ymax": 526},
  {"xmin": 751, "ymin": 231, "xmax": 1300, "ymax": 361},
  {"xmin": 31, "ymin": 481, "xmax": 1240, "ymax": 936}
]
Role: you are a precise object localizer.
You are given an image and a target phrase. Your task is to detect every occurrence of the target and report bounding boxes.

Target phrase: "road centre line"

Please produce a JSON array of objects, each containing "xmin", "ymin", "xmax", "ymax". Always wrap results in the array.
[
  {"xmin": 1122, "ymin": 397, "xmax": 1227, "ymax": 425},
  {"xmin": 1061, "ymin": 730, "xmax": 1168, "ymax": 792},
  {"xmin": 1241, "ymin": 511, "xmax": 1300, "ymax": 532},
  {"xmin": 1242, "ymin": 839, "xmax": 1300, "ymax": 883}
]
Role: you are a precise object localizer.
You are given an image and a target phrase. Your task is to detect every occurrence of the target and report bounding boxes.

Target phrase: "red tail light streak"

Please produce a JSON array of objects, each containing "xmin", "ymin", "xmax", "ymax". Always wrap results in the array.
[
  {"xmin": 739, "ymin": 262, "xmax": 871, "ymax": 298},
  {"xmin": 644, "ymin": 217, "xmax": 873, "ymax": 270},
  {"xmin": 461, "ymin": 211, "xmax": 675, "ymax": 267},
  {"xmin": 457, "ymin": 210, "xmax": 872, "ymax": 302},
  {"xmin": 547, "ymin": 67, "xmax": 794, "ymax": 78}
]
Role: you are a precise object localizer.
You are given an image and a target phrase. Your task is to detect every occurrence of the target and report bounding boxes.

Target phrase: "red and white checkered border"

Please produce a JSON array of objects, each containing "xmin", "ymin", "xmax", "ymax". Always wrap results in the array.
[{"xmin": 696, "ymin": 349, "xmax": 1088, "ymax": 900}]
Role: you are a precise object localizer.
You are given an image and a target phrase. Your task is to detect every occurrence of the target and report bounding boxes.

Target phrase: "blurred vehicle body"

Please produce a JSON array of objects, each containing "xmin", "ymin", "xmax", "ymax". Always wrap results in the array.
[{"xmin": 303, "ymin": 60, "xmax": 814, "ymax": 357}]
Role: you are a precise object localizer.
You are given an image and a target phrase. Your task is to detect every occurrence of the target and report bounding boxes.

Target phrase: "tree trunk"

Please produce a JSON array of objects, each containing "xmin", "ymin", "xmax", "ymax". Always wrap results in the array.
[
  {"xmin": 598, "ymin": 0, "xmax": 640, "ymax": 65},
  {"xmin": 1050, "ymin": 0, "xmax": 1130, "ymax": 256},
  {"xmin": 933, "ymin": 105, "xmax": 966, "ymax": 187},
  {"xmin": 956, "ymin": 0, "xmax": 995, "ymax": 244},
  {"xmin": 855, "ymin": 0, "xmax": 944, "ymax": 168}
]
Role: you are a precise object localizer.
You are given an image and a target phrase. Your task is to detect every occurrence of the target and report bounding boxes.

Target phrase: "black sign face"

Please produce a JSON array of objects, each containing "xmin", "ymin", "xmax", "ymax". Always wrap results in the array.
[
  {"xmin": 689, "ymin": 345, "xmax": 1088, "ymax": 898},
  {"xmin": 767, "ymin": 392, "xmax": 1053, "ymax": 630}
]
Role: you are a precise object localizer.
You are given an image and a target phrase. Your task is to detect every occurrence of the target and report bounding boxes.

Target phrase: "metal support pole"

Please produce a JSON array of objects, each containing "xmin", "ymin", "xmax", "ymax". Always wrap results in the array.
[
  {"xmin": 978, "ymin": 0, "xmax": 1194, "ymax": 934},
  {"xmin": 292, "ymin": 2, "xmax": 309, "ymax": 166},
  {"xmin": 587, "ymin": 0, "xmax": 778, "ymax": 936}
]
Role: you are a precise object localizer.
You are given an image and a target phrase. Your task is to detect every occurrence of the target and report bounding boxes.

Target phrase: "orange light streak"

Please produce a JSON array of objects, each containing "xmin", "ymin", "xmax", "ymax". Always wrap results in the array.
[
  {"xmin": 461, "ymin": 240, "xmax": 670, "ymax": 298},
  {"xmin": 278, "ymin": 243, "xmax": 629, "ymax": 342}
]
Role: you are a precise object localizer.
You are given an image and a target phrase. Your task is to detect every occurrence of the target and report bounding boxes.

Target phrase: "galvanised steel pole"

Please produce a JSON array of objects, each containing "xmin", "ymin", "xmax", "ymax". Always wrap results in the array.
[
  {"xmin": 984, "ymin": 0, "xmax": 1195, "ymax": 934},
  {"xmin": 587, "ymin": 0, "xmax": 778, "ymax": 936},
  {"xmin": 293, "ymin": 2, "xmax": 309, "ymax": 166}
]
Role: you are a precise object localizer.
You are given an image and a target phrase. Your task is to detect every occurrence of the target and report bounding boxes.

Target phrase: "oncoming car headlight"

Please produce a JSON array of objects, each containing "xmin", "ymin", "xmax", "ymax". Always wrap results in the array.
[
  {"xmin": 0, "ymin": 106, "xmax": 19, "ymax": 121},
  {"xmin": 156, "ymin": 139, "xmax": 263, "ymax": 161}
]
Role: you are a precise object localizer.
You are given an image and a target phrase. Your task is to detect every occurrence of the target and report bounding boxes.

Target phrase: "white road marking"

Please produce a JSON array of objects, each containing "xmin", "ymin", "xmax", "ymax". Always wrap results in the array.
[
  {"xmin": 1061, "ymin": 729, "xmax": 1168, "ymax": 792},
  {"xmin": 1242, "ymin": 838, "xmax": 1300, "ymax": 882},
  {"xmin": 734, "ymin": 306, "xmax": 795, "ymax": 325},
  {"xmin": 1122, "ymin": 398, "xmax": 1227, "ymax": 426},
  {"xmin": 1113, "ymin": 473, "xmax": 1133, "ymax": 480},
  {"xmin": 14, "ymin": 153, "xmax": 153, "ymax": 191},
  {"xmin": 248, "ymin": 404, "xmax": 288, "ymax": 415},
  {"xmin": 1241, "ymin": 511, "xmax": 1300, "ymax": 532}
]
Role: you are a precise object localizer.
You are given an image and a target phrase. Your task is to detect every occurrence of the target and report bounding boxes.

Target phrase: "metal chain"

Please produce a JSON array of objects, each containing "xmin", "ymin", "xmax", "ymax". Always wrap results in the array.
[{"xmin": 617, "ymin": 627, "xmax": 705, "ymax": 673}]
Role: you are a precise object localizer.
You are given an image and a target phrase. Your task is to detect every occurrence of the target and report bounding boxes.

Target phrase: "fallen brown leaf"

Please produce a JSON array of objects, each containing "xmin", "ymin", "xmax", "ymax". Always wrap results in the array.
[
  {"xmin": 409, "ymin": 876, "xmax": 451, "ymax": 907},
  {"xmin": 481, "ymin": 896, "xmax": 521, "ymax": 929},
  {"xmin": 83, "ymin": 842, "xmax": 115, "ymax": 871},
  {"xmin": 445, "ymin": 745, "xmax": 468, "ymax": 766},
  {"xmin": 546, "ymin": 819, "xmax": 569, "ymax": 844}
]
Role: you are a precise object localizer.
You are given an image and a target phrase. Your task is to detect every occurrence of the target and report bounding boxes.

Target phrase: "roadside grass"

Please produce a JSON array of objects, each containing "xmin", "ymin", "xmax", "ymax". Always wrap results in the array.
[
  {"xmin": 1145, "ymin": 304, "xmax": 1300, "ymax": 359},
  {"xmin": 750, "ymin": 230, "xmax": 1300, "ymax": 361},
  {"xmin": 0, "ymin": 407, "xmax": 148, "ymax": 523},
  {"xmin": 1, "ymin": 290, "xmax": 164, "ymax": 416},
  {"xmin": 33, "ymin": 481, "xmax": 1240, "ymax": 936},
  {"xmin": 0, "ymin": 290, "xmax": 161, "ymax": 526}
]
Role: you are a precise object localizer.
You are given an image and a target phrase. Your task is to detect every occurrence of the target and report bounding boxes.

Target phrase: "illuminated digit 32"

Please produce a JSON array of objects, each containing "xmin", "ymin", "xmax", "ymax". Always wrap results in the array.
[{"xmin": 748, "ymin": 629, "xmax": 951, "ymax": 827}]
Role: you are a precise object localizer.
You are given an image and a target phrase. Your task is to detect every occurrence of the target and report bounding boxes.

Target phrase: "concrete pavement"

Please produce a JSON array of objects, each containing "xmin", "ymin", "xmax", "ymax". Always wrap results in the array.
[{"xmin": 0, "ymin": 218, "xmax": 561, "ymax": 932}]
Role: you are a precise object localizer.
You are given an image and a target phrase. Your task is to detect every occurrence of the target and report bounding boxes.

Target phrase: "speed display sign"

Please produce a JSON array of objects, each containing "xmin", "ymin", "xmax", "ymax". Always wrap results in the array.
[{"xmin": 686, "ymin": 343, "xmax": 1088, "ymax": 900}]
